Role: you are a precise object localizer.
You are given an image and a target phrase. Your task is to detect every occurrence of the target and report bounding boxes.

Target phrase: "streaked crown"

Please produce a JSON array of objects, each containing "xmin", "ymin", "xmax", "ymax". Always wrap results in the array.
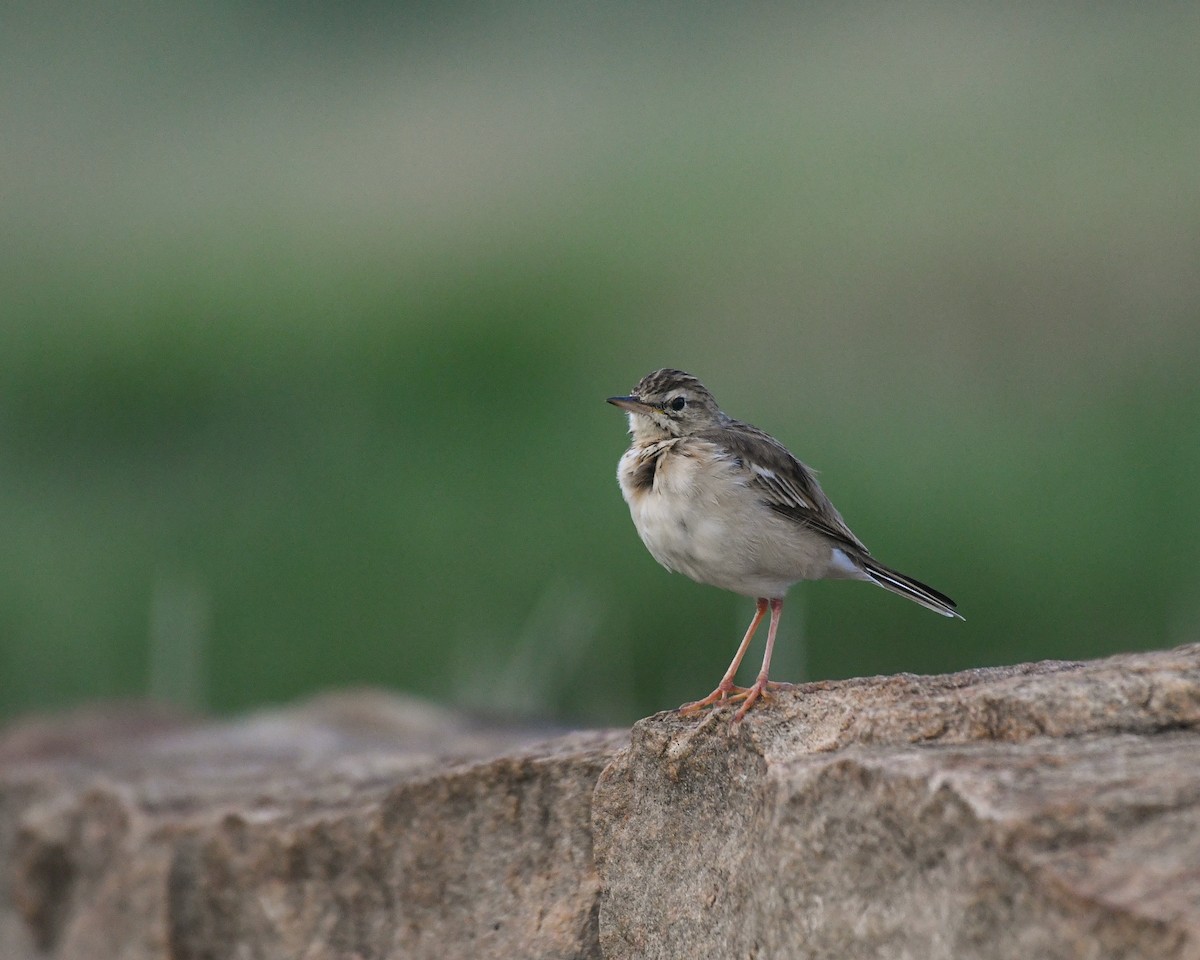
[
  {"xmin": 610, "ymin": 368, "xmax": 725, "ymax": 440},
  {"xmin": 630, "ymin": 368, "xmax": 712, "ymax": 401}
]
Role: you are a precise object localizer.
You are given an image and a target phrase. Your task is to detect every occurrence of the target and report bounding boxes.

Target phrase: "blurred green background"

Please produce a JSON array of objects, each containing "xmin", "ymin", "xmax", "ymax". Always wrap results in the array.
[{"xmin": 1, "ymin": 1, "xmax": 1198, "ymax": 726}]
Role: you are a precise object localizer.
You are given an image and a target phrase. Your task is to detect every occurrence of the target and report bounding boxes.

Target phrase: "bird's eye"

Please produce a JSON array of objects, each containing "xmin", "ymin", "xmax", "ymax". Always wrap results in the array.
[{"xmin": 668, "ymin": 396, "xmax": 687, "ymax": 411}]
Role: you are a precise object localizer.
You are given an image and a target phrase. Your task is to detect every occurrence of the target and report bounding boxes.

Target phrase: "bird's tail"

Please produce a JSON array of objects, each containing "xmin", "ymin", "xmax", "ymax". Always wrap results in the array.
[{"xmin": 858, "ymin": 557, "xmax": 963, "ymax": 620}]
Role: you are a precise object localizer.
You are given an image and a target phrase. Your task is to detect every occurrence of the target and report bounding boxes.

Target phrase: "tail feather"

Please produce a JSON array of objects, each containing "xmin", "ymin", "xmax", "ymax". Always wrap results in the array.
[{"xmin": 858, "ymin": 557, "xmax": 963, "ymax": 620}]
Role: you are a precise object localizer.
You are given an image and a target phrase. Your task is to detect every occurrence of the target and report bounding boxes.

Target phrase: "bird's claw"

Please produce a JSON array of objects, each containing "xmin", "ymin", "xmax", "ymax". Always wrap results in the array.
[
  {"xmin": 679, "ymin": 680, "xmax": 792, "ymax": 720},
  {"xmin": 678, "ymin": 684, "xmax": 749, "ymax": 715}
]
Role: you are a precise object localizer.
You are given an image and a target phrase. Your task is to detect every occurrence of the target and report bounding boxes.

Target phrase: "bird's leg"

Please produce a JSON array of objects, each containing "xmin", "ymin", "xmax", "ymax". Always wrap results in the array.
[
  {"xmin": 732, "ymin": 598, "xmax": 786, "ymax": 723},
  {"xmin": 679, "ymin": 598, "xmax": 769, "ymax": 715}
]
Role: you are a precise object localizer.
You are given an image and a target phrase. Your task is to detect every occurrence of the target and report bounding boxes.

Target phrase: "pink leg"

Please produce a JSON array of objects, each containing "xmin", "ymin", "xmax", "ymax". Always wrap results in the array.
[
  {"xmin": 679, "ymin": 598, "xmax": 769, "ymax": 715},
  {"xmin": 733, "ymin": 597, "xmax": 786, "ymax": 723}
]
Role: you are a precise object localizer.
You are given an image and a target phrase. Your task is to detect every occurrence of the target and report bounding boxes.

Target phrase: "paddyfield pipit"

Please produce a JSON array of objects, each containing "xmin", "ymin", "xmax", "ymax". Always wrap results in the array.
[{"xmin": 609, "ymin": 368, "xmax": 961, "ymax": 723}]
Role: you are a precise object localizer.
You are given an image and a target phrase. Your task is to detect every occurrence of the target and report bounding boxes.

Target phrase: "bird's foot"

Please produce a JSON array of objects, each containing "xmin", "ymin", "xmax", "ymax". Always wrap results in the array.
[
  {"xmin": 730, "ymin": 678, "xmax": 792, "ymax": 723},
  {"xmin": 679, "ymin": 680, "xmax": 792, "ymax": 719},
  {"xmin": 678, "ymin": 681, "xmax": 751, "ymax": 716}
]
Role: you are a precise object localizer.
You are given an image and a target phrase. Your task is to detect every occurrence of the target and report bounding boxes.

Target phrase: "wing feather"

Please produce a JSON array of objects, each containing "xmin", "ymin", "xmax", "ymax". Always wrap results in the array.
[{"xmin": 698, "ymin": 419, "xmax": 869, "ymax": 555}]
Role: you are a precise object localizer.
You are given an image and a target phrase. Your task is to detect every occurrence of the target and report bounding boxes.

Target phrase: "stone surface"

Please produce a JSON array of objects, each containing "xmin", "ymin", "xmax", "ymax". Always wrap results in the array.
[
  {"xmin": 593, "ymin": 644, "xmax": 1200, "ymax": 959},
  {"xmin": 2, "ymin": 646, "xmax": 1200, "ymax": 959},
  {"xmin": 0, "ymin": 693, "xmax": 625, "ymax": 960}
]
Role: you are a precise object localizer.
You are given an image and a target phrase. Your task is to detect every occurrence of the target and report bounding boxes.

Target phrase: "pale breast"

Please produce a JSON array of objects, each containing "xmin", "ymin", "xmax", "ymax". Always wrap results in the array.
[{"xmin": 617, "ymin": 438, "xmax": 835, "ymax": 597}]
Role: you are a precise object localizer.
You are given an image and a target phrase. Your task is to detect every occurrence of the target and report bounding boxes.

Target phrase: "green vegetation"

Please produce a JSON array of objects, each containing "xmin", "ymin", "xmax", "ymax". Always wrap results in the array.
[{"xmin": 1, "ymin": 3, "xmax": 1197, "ymax": 724}]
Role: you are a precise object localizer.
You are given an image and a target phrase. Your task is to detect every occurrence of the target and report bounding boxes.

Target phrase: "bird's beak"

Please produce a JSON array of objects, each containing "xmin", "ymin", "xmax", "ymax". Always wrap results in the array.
[{"xmin": 607, "ymin": 395, "xmax": 656, "ymax": 415}]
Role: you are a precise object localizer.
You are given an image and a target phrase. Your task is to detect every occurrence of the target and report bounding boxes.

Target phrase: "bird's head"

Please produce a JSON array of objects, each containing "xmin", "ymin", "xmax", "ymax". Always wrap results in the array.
[{"xmin": 607, "ymin": 368, "xmax": 724, "ymax": 440}]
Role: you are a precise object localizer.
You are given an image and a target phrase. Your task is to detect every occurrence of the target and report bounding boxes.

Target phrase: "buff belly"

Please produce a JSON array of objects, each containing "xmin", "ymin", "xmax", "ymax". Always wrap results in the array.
[{"xmin": 620, "ymin": 443, "xmax": 855, "ymax": 598}]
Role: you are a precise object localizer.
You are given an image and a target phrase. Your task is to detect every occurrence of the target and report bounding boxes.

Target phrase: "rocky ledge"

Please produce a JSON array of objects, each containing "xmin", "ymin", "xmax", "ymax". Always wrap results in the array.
[{"xmin": 2, "ymin": 644, "xmax": 1199, "ymax": 959}]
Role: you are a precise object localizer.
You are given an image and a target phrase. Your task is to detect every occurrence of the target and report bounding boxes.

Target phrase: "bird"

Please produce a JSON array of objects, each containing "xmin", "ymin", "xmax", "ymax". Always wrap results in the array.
[{"xmin": 608, "ymin": 368, "xmax": 962, "ymax": 723}]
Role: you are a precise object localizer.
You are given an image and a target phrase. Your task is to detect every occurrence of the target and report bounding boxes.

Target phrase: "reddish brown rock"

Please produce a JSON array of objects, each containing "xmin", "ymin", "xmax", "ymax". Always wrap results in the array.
[
  {"xmin": 3, "ymin": 646, "xmax": 1200, "ymax": 959},
  {"xmin": 593, "ymin": 644, "xmax": 1200, "ymax": 959},
  {"xmin": 0, "ymin": 694, "xmax": 624, "ymax": 960}
]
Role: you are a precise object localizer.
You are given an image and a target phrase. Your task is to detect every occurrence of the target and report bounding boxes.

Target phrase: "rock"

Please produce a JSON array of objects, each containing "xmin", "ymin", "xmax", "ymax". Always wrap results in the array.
[
  {"xmin": 0, "ymin": 694, "xmax": 626, "ymax": 960},
  {"xmin": 593, "ymin": 644, "xmax": 1200, "ymax": 959},
  {"xmin": 2, "ymin": 646, "xmax": 1200, "ymax": 959}
]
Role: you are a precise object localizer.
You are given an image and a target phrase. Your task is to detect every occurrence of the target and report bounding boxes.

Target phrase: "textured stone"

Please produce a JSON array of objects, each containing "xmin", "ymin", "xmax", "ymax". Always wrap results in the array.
[
  {"xmin": 593, "ymin": 644, "xmax": 1200, "ymax": 959},
  {"xmin": 0, "ymin": 694, "xmax": 625, "ymax": 960},
  {"xmin": 3, "ymin": 646, "xmax": 1200, "ymax": 959}
]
